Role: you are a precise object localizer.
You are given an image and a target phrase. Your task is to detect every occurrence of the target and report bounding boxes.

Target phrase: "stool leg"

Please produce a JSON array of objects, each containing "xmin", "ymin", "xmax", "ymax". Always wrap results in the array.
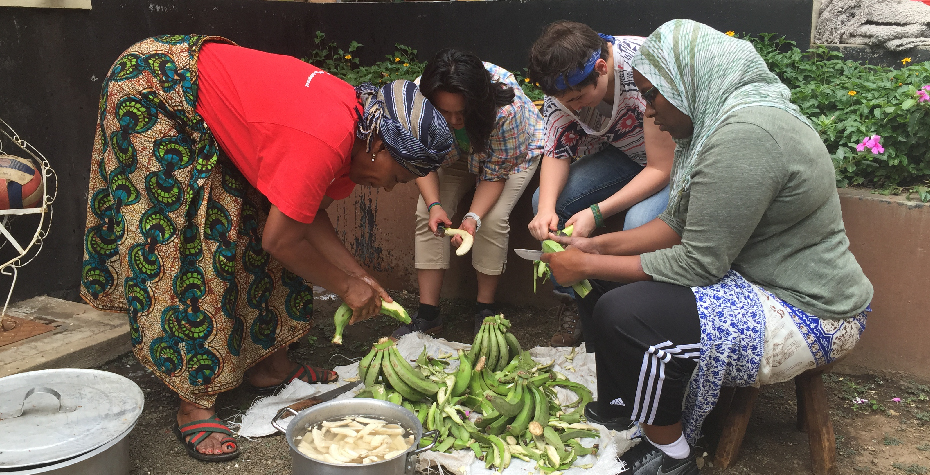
[
  {"xmin": 796, "ymin": 377, "xmax": 808, "ymax": 432},
  {"xmin": 796, "ymin": 373, "xmax": 836, "ymax": 475},
  {"xmin": 713, "ymin": 386, "xmax": 759, "ymax": 469}
]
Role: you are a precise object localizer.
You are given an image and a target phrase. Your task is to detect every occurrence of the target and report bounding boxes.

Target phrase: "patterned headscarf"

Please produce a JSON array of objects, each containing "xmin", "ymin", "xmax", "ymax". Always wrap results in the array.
[
  {"xmin": 631, "ymin": 20, "xmax": 813, "ymax": 212},
  {"xmin": 355, "ymin": 80, "xmax": 453, "ymax": 177}
]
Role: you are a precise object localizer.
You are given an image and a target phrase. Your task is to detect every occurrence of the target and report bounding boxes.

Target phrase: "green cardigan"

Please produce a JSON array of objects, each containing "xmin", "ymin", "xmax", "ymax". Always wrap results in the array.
[{"xmin": 641, "ymin": 107, "xmax": 872, "ymax": 319}]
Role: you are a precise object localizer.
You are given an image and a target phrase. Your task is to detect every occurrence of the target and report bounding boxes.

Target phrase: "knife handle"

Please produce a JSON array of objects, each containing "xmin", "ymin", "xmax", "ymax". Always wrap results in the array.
[{"xmin": 287, "ymin": 397, "xmax": 323, "ymax": 412}]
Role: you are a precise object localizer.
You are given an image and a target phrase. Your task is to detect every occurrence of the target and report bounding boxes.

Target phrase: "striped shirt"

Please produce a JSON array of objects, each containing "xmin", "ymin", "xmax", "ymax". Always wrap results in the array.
[{"xmin": 543, "ymin": 36, "xmax": 648, "ymax": 166}]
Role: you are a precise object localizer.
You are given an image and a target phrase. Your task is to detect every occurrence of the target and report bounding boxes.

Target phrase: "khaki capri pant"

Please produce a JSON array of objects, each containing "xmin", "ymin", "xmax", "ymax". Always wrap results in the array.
[{"xmin": 415, "ymin": 157, "xmax": 537, "ymax": 275}]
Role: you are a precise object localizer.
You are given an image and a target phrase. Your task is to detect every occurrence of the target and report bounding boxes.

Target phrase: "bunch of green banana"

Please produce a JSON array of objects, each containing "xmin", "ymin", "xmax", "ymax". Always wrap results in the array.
[
  {"xmin": 353, "ymin": 330, "xmax": 600, "ymax": 471},
  {"xmin": 331, "ymin": 300, "xmax": 411, "ymax": 345},
  {"xmin": 531, "ymin": 225, "xmax": 593, "ymax": 298},
  {"xmin": 468, "ymin": 314, "xmax": 522, "ymax": 372},
  {"xmin": 356, "ymin": 337, "xmax": 439, "ymax": 400}
]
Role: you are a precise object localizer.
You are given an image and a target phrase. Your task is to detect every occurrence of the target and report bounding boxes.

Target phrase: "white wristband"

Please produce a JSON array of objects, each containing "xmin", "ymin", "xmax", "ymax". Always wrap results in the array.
[{"xmin": 463, "ymin": 212, "xmax": 482, "ymax": 231}]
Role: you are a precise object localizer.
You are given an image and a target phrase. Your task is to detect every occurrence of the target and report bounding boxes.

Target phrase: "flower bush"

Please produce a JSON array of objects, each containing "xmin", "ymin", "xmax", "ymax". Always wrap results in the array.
[
  {"xmin": 748, "ymin": 33, "xmax": 930, "ymax": 200},
  {"xmin": 303, "ymin": 31, "xmax": 425, "ymax": 87},
  {"xmin": 305, "ymin": 32, "xmax": 930, "ymax": 200},
  {"xmin": 303, "ymin": 32, "xmax": 546, "ymax": 100}
]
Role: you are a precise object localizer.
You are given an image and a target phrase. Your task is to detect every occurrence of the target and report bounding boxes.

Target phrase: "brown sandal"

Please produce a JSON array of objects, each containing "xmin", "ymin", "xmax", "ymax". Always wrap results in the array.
[{"xmin": 172, "ymin": 415, "xmax": 239, "ymax": 462}]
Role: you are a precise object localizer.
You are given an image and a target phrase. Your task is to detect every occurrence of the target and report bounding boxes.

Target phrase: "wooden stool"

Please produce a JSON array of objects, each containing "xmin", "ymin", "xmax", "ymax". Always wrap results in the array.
[{"xmin": 712, "ymin": 361, "xmax": 840, "ymax": 474}]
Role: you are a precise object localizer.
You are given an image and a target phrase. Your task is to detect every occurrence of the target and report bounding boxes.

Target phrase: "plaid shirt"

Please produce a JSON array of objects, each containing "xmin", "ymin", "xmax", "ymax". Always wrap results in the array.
[{"xmin": 439, "ymin": 63, "xmax": 543, "ymax": 181}]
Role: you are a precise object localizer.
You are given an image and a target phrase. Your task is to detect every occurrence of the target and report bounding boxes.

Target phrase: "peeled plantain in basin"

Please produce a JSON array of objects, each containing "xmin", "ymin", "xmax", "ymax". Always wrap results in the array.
[{"xmin": 331, "ymin": 300, "xmax": 411, "ymax": 345}]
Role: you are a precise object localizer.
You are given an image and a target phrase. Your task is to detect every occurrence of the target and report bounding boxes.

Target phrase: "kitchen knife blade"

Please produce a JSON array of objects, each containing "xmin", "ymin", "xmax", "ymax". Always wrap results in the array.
[
  {"xmin": 282, "ymin": 380, "xmax": 362, "ymax": 413},
  {"xmin": 514, "ymin": 248, "xmax": 544, "ymax": 261}
]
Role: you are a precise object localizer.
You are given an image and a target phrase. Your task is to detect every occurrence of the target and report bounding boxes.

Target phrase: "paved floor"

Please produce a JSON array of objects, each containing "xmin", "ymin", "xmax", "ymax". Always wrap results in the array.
[{"xmin": 0, "ymin": 296, "xmax": 130, "ymax": 378}]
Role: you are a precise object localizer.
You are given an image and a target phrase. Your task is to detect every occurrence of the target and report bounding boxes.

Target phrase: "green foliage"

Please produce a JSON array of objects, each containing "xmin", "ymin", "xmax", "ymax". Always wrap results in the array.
[
  {"xmin": 305, "ymin": 32, "xmax": 930, "ymax": 195},
  {"xmin": 883, "ymin": 434, "xmax": 902, "ymax": 446},
  {"xmin": 746, "ymin": 33, "xmax": 930, "ymax": 197},
  {"xmin": 892, "ymin": 462, "xmax": 929, "ymax": 475},
  {"xmin": 304, "ymin": 32, "xmax": 545, "ymax": 104},
  {"xmin": 513, "ymin": 68, "xmax": 545, "ymax": 102},
  {"xmin": 303, "ymin": 31, "xmax": 425, "ymax": 86},
  {"xmin": 916, "ymin": 410, "xmax": 930, "ymax": 422}
]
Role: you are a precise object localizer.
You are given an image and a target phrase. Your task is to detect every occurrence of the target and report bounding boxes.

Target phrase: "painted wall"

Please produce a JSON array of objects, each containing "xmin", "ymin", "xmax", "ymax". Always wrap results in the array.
[{"xmin": 836, "ymin": 189, "xmax": 930, "ymax": 381}]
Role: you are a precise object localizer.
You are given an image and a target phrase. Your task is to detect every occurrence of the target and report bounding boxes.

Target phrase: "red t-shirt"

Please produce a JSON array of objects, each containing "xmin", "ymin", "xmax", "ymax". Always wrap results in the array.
[{"xmin": 196, "ymin": 42, "xmax": 357, "ymax": 223}]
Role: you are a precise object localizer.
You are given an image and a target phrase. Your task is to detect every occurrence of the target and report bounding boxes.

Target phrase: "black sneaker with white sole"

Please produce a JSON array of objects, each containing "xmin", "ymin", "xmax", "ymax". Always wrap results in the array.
[
  {"xmin": 617, "ymin": 439, "xmax": 664, "ymax": 474},
  {"xmin": 657, "ymin": 448, "xmax": 700, "ymax": 475},
  {"xmin": 616, "ymin": 440, "xmax": 701, "ymax": 475},
  {"xmin": 584, "ymin": 403, "xmax": 635, "ymax": 432}
]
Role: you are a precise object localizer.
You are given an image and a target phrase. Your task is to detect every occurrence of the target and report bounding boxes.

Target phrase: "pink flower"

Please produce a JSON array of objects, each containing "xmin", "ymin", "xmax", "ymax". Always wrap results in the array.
[
  {"xmin": 922, "ymin": 84, "xmax": 930, "ymax": 92},
  {"xmin": 892, "ymin": 397, "xmax": 901, "ymax": 403},
  {"xmin": 853, "ymin": 397, "xmax": 868, "ymax": 404},
  {"xmin": 918, "ymin": 90, "xmax": 930, "ymax": 103},
  {"xmin": 857, "ymin": 135, "xmax": 884, "ymax": 154}
]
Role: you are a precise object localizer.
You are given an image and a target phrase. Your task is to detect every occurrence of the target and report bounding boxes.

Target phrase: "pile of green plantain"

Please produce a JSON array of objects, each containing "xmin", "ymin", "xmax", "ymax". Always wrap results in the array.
[{"xmin": 355, "ymin": 314, "xmax": 599, "ymax": 472}]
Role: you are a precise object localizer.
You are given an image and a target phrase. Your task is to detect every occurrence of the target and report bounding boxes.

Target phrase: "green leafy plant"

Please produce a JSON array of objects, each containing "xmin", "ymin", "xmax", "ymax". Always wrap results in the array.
[
  {"xmin": 303, "ymin": 32, "xmax": 425, "ymax": 87},
  {"xmin": 513, "ymin": 68, "xmax": 545, "ymax": 102},
  {"xmin": 304, "ymin": 32, "xmax": 930, "ymax": 196},
  {"xmin": 746, "ymin": 33, "xmax": 930, "ymax": 198},
  {"xmin": 305, "ymin": 32, "xmax": 545, "ymax": 105}
]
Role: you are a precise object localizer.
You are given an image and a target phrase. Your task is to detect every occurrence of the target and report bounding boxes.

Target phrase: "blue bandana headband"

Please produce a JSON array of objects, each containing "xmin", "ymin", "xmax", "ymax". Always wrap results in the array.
[{"xmin": 553, "ymin": 33, "xmax": 616, "ymax": 91}]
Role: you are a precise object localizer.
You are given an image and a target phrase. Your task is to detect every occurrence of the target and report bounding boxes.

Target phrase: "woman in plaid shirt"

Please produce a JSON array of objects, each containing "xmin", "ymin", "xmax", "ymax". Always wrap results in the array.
[{"xmin": 391, "ymin": 49, "xmax": 543, "ymax": 339}]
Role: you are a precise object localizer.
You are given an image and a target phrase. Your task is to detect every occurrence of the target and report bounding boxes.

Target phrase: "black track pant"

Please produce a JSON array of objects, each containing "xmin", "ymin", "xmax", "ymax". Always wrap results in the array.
[{"xmin": 586, "ymin": 280, "xmax": 702, "ymax": 426}]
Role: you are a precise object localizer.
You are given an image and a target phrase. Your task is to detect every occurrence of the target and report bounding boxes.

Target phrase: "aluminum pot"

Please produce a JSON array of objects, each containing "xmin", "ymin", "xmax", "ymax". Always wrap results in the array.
[
  {"xmin": 0, "ymin": 369, "xmax": 143, "ymax": 474},
  {"xmin": 272, "ymin": 398, "xmax": 437, "ymax": 475}
]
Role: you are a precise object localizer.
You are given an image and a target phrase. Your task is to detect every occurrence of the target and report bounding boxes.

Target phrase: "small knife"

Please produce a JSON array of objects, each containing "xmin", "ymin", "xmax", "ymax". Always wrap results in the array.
[
  {"xmin": 270, "ymin": 381, "xmax": 364, "ymax": 432},
  {"xmin": 282, "ymin": 380, "xmax": 362, "ymax": 413},
  {"xmin": 514, "ymin": 248, "xmax": 544, "ymax": 261}
]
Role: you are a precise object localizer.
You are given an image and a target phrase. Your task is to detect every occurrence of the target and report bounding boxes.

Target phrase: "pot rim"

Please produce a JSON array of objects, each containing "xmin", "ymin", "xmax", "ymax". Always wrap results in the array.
[
  {"xmin": 282, "ymin": 398, "xmax": 427, "ymax": 467},
  {"xmin": 0, "ymin": 368, "xmax": 144, "ymax": 469}
]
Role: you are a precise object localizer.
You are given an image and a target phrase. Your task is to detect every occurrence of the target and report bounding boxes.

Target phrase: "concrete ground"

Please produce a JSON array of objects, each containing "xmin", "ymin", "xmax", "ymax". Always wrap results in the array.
[{"xmin": 2, "ymin": 295, "xmax": 929, "ymax": 474}]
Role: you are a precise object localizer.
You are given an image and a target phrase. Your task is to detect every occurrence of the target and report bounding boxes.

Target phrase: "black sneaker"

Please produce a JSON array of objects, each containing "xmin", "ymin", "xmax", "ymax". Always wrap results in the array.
[
  {"xmin": 584, "ymin": 402, "xmax": 635, "ymax": 432},
  {"xmin": 473, "ymin": 308, "xmax": 497, "ymax": 336},
  {"xmin": 617, "ymin": 439, "xmax": 664, "ymax": 474},
  {"xmin": 657, "ymin": 449, "xmax": 700, "ymax": 475},
  {"xmin": 390, "ymin": 313, "xmax": 443, "ymax": 341}
]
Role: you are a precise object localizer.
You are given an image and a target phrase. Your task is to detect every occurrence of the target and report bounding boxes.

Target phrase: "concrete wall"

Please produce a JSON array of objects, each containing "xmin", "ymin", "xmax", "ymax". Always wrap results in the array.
[{"xmin": 836, "ymin": 189, "xmax": 930, "ymax": 381}]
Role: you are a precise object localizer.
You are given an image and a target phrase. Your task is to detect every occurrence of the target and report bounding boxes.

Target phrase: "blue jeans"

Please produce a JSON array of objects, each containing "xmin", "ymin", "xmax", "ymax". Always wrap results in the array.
[{"xmin": 531, "ymin": 147, "xmax": 670, "ymax": 298}]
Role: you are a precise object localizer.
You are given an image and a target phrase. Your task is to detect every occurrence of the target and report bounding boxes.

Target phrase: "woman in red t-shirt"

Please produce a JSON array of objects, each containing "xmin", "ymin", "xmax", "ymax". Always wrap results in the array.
[{"xmin": 81, "ymin": 35, "xmax": 451, "ymax": 462}]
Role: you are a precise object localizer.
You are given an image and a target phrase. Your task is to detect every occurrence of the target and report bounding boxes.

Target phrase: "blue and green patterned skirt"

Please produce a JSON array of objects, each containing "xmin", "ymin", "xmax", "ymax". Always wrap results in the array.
[{"xmin": 81, "ymin": 35, "xmax": 315, "ymax": 407}]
